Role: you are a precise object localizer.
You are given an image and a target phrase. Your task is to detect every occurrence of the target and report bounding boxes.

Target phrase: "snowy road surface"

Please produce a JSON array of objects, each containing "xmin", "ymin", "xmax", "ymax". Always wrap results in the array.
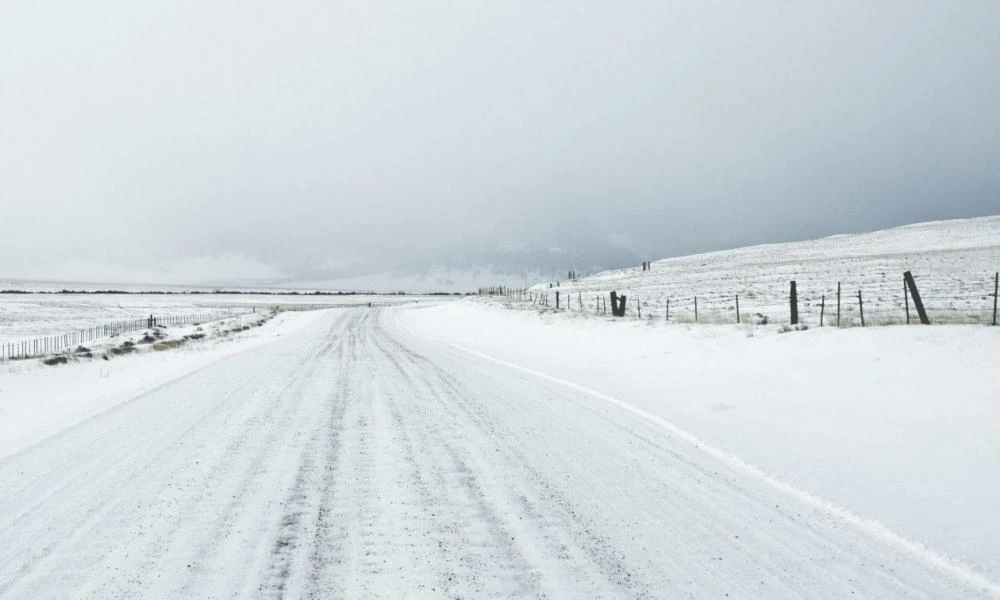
[{"xmin": 0, "ymin": 308, "xmax": 993, "ymax": 598}]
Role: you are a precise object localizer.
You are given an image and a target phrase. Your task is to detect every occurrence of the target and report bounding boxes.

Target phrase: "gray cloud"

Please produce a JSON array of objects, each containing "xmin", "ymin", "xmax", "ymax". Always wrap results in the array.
[{"xmin": 1, "ymin": 0, "xmax": 998, "ymax": 285}]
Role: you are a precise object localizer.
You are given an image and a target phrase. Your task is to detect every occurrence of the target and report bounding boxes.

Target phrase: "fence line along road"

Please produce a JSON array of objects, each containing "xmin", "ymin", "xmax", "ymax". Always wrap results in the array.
[
  {"xmin": 482, "ymin": 270, "xmax": 1000, "ymax": 328},
  {"xmin": 1, "ymin": 309, "xmax": 252, "ymax": 361}
]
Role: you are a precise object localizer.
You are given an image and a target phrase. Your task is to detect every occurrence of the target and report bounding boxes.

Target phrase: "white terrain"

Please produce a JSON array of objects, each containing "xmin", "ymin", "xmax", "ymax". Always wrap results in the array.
[
  {"xmin": 1, "ymin": 216, "xmax": 998, "ymax": 598},
  {"xmin": 531, "ymin": 216, "xmax": 1000, "ymax": 326}
]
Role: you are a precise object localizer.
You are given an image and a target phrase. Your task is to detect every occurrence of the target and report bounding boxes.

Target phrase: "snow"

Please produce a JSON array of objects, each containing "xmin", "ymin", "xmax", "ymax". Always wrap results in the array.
[
  {"xmin": 531, "ymin": 216, "xmax": 1000, "ymax": 326},
  {"xmin": 0, "ymin": 308, "xmax": 332, "ymax": 460},
  {"xmin": 394, "ymin": 299, "xmax": 1000, "ymax": 580},
  {"xmin": 0, "ymin": 291, "xmax": 427, "ymax": 343},
  {"xmin": 2, "ymin": 306, "xmax": 995, "ymax": 597},
  {"xmin": 3, "ymin": 216, "xmax": 1000, "ymax": 596}
]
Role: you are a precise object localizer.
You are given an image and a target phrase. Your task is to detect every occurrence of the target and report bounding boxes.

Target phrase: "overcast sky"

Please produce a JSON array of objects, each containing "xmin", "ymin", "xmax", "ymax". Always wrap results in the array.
[{"xmin": 1, "ymin": 0, "xmax": 998, "ymax": 285}]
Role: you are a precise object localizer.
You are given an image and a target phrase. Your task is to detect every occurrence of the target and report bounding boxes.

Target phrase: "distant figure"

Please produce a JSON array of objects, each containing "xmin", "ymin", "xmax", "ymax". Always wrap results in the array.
[{"xmin": 147, "ymin": 314, "xmax": 156, "ymax": 328}]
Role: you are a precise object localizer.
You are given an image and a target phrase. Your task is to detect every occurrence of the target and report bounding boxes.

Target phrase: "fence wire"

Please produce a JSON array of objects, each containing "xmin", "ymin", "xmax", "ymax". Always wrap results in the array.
[
  {"xmin": 484, "ymin": 271, "xmax": 1000, "ymax": 328},
  {"xmin": 1, "ymin": 310, "xmax": 251, "ymax": 361}
]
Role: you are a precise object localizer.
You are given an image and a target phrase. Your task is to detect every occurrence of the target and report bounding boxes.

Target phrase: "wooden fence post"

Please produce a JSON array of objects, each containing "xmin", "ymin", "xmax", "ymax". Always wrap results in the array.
[
  {"xmin": 735, "ymin": 294, "xmax": 740, "ymax": 324},
  {"xmin": 904, "ymin": 278, "xmax": 910, "ymax": 324},
  {"xmin": 790, "ymin": 281, "xmax": 798, "ymax": 325},
  {"xmin": 820, "ymin": 295, "xmax": 825, "ymax": 326},
  {"xmin": 665, "ymin": 298, "xmax": 670, "ymax": 321},
  {"xmin": 837, "ymin": 283, "xmax": 841, "ymax": 327},
  {"xmin": 903, "ymin": 271, "xmax": 930, "ymax": 324},
  {"xmin": 556, "ymin": 291, "xmax": 560, "ymax": 309},
  {"xmin": 694, "ymin": 297, "xmax": 698, "ymax": 323},
  {"xmin": 637, "ymin": 298, "xmax": 641, "ymax": 319},
  {"xmin": 858, "ymin": 290, "xmax": 865, "ymax": 327}
]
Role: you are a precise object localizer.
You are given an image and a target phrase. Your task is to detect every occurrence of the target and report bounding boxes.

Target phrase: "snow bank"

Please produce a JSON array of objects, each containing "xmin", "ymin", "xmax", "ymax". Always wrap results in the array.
[
  {"xmin": 394, "ymin": 299, "xmax": 1000, "ymax": 576},
  {"xmin": 0, "ymin": 308, "xmax": 334, "ymax": 460}
]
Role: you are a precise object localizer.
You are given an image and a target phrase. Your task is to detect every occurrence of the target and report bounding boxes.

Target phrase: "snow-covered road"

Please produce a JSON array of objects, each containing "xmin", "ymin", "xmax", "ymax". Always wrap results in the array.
[{"xmin": 0, "ymin": 308, "xmax": 992, "ymax": 598}]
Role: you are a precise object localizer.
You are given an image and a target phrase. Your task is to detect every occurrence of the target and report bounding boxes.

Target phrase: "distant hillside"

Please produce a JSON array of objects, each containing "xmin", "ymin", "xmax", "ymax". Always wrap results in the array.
[{"xmin": 528, "ymin": 216, "xmax": 1000, "ymax": 326}]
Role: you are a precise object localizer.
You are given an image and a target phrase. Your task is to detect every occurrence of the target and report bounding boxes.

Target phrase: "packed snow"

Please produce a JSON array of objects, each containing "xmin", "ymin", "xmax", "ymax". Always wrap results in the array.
[
  {"xmin": 2, "ymin": 306, "xmax": 996, "ymax": 598},
  {"xmin": 0, "ymin": 308, "xmax": 330, "ymax": 460},
  {"xmin": 396, "ymin": 299, "xmax": 1000, "ymax": 581}
]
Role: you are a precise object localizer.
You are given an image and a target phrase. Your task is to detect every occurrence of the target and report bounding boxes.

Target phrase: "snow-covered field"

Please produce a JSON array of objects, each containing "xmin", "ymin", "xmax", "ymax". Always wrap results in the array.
[
  {"xmin": 2, "ymin": 304, "xmax": 997, "ymax": 598},
  {"xmin": 529, "ymin": 216, "xmax": 1000, "ymax": 326},
  {"xmin": 396, "ymin": 300, "xmax": 1000, "ymax": 584},
  {"xmin": 0, "ymin": 291, "xmax": 433, "ymax": 344}
]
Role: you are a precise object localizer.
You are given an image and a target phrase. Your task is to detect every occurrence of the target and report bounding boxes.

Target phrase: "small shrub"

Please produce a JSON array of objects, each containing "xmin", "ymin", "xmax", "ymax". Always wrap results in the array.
[
  {"xmin": 110, "ymin": 341, "xmax": 137, "ymax": 355},
  {"xmin": 42, "ymin": 355, "xmax": 69, "ymax": 366},
  {"xmin": 139, "ymin": 333, "xmax": 156, "ymax": 344},
  {"xmin": 153, "ymin": 339, "xmax": 185, "ymax": 351},
  {"xmin": 75, "ymin": 345, "xmax": 90, "ymax": 353},
  {"xmin": 186, "ymin": 333, "xmax": 205, "ymax": 340}
]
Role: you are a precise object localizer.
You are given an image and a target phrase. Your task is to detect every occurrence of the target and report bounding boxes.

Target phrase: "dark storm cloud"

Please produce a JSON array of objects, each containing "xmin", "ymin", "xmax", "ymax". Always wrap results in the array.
[{"xmin": 1, "ymin": 0, "xmax": 997, "ymax": 283}]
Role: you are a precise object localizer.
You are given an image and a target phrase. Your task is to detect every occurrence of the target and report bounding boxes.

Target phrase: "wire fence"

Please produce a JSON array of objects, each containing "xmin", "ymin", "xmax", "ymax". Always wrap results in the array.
[
  {"xmin": 483, "ymin": 271, "xmax": 1000, "ymax": 328},
  {"xmin": 1, "ymin": 309, "xmax": 252, "ymax": 361}
]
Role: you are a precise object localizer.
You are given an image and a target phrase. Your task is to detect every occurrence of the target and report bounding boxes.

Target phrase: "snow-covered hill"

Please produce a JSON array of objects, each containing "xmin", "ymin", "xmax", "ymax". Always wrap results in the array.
[{"xmin": 529, "ymin": 216, "xmax": 1000, "ymax": 326}]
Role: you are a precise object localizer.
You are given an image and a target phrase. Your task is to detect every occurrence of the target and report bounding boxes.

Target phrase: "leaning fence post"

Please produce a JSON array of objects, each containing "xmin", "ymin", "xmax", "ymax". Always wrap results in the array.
[
  {"xmin": 903, "ymin": 271, "xmax": 930, "ymax": 324},
  {"xmin": 789, "ymin": 281, "xmax": 798, "ymax": 325},
  {"xmin": 735, "ymin": 294, "xmax": 740, "ymax": 324},
  {"xmin": 858, "ymin": 290, "xmax": 865, "ymax": 327},
  {"xmin": 904, "ymin": 278, "xmax": 910, "ymax": 324},
  {"xmin": 993, "ymin": 272, "xmax": 998, "ymax": 326}
]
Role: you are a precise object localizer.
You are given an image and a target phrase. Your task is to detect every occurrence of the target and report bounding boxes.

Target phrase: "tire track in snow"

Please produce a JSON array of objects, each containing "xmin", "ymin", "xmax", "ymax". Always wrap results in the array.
[
  {"xmin": 0, "ymin": 314, "xmax": 342, "ymax": 598},
  {"xmin": 364, "ymin": 314, "xmax": 541, "ymax": 598},
  {"xmin": 0, "ymin": 349, "xmax": 316, "ymax": 595},
  {"xmin": 259, "ymin": 314, "xmax": 358, "ymax": 599},
  {"xmin": 391, "ymin": 307, "xmax": 1000, "ymax": 598},
  {"xmin": 370, "ymin": 313, "xmax": 655, "ymax": 597},
  {"xmin": 2, "ymin": 306, "xmax": 997, "ymax": 599}
]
